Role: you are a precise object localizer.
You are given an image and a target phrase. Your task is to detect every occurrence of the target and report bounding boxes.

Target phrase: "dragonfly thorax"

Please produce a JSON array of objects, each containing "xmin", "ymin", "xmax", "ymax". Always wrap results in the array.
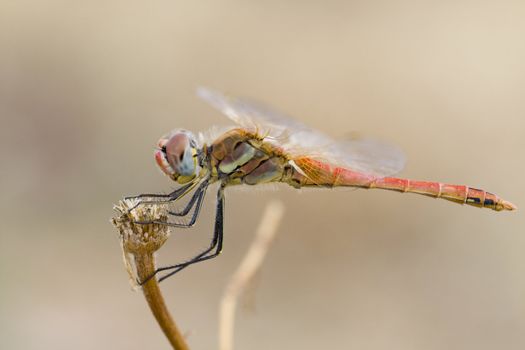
[{"xmin": 155, "ymin": 129, "xmax": 202, "ymax": 184}]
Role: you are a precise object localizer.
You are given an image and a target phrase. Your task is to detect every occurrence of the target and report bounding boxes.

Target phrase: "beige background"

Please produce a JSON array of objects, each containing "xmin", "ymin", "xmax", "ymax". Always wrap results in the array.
[{"xmin": 1, "ymin": 1, "xmax": 524, "ymax": 349}]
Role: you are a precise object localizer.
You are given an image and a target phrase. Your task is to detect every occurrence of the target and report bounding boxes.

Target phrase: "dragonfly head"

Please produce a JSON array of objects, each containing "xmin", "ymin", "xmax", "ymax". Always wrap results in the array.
[{"xmin": 155, "ymin": 129, "xmax": 201, "ymax": 184}]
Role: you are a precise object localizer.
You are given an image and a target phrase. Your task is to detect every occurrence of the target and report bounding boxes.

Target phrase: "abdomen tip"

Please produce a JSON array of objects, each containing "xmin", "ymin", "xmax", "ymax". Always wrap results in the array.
[{"xmin": 501, "ymin": 200, "xmax": 517, "ymax": 211}]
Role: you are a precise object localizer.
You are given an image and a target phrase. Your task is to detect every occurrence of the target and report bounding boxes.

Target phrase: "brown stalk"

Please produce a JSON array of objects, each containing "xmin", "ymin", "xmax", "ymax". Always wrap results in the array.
[{"xmin": 112, "ymin": 199, "xmax": 190, "ymax": 350}]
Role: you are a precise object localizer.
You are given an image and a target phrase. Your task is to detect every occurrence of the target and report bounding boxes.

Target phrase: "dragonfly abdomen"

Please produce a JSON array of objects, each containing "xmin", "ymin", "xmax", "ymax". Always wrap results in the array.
[
  {"xmin": 289, "ymin": 158, "xmax": 516, "ymax": 211},
  {"xmin": 367, "ymin": 177, "xmax": 515, "ymax": 211}
]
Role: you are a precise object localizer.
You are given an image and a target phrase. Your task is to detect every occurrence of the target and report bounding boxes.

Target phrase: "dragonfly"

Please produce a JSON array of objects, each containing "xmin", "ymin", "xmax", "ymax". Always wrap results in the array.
[{"xmin": 130, "ymin": 87, "xmax": 517, "ymax": 283}]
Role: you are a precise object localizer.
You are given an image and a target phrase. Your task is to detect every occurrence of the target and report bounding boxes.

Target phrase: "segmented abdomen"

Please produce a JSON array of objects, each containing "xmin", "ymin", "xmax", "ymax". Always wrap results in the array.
[{"xmin": 289, "ymin": 157, "xmax": 516, "ymax": 211}]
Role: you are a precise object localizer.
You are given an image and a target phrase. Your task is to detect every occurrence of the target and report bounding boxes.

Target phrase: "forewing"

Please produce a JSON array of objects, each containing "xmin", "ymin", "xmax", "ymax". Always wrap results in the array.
[
  {"xmin": 197, "ymin": 87, "xmax": 307, "ymax": 137},
  {"xmin": 197, "ymin": 87, "xmax": 405, "ymax": 178},
  {"xmin": 328, "ymin": 137, "xmax": 406, "ymax": 177}
]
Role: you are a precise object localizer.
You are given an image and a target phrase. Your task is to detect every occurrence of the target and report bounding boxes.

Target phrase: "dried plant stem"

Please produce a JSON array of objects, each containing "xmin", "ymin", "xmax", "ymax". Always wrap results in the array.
[
  {"xmin": 112, "ymin": 199, "xmax": 190, "ymax": 350},
  {"xmin": 135, "ymin": 253, "xmax": 190, "ymax": 350},
  {"xmin": 219, "ymin": 201, "xmax": 285, "ymax": 350}
]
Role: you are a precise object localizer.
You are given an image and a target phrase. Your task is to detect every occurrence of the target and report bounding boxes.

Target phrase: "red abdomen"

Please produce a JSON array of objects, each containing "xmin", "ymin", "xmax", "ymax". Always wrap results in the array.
[{"xmin": 290, "ymin": 158, "xmax": 516, "ymax": 212}]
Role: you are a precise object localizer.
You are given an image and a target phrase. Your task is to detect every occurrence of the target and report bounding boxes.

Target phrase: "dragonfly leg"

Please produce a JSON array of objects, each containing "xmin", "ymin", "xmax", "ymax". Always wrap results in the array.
[
  {"xmin": 133, "ymin": 180, "xmax": 209, "ymax": 228},
  {"xmin": 168, "ymin": 180, "xmax": 209, "ymax": 217},
  {"xmin": 139, "ymin": 184, "xmax": 225, "ymax": 285},
  {"xmin": 125, "ymin": 182, "xmax": 193, "ymax": 201},
  {"xmin": 168, "ymin": 186, "xmax": 207, "ymax": 228},
  {"xmin": 125, "ymin": 182, "xmax": 195, "ymax": 212},
  {"xmin": 158, "ymin": 185, "xmax": 224, "ymax": 282}
]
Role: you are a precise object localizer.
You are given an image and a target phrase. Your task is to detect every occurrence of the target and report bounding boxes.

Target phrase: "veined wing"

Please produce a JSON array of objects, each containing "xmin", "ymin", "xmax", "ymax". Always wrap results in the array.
[
  {"xmin": 197, "ymin": 87, "xmax": 306, "ymax": 136},
  {"xmin": 197, "ymin": 87, "xmax": 406, "ymax": 178}
]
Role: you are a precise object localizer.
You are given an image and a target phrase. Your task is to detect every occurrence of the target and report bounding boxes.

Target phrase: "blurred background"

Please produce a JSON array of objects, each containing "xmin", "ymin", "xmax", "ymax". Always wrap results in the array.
[{"xmin": 1, "ymin": 1, "xmax": 524, "ymax": 349}]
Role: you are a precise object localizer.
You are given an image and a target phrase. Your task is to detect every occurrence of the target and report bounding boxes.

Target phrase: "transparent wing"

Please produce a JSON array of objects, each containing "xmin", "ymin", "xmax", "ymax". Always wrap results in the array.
[
  {"xmin": 197, "ymin": 87, "xmax": 405, "ymax": 177},
  {"xmin": 197, "ymin": 87, "xmax": 306, "ymax": 136},
  {"xmin": 326, "ymin": 137, "xmax": 405, "ymax": 177}
]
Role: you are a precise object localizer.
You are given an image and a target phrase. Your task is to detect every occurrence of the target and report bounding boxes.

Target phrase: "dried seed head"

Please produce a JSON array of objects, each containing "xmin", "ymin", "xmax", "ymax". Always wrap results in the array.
[
  {"xmin": 111, "ymin": 199, "xmax": 170, "ymax": 287},
  {"xmin": 112, "ymin": 199, "xmax": 170, "ymax": 254}
]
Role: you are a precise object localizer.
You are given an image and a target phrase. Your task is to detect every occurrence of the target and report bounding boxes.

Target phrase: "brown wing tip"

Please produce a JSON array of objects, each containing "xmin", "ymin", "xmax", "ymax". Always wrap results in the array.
[{"xmin": 501, "ymin": 199, "xmax": 517, "ymax": 211}]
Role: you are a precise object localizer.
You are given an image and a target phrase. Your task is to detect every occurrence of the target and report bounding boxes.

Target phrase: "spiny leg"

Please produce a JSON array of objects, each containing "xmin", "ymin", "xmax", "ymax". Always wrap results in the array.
[
  {"xmin": 139, "ymin": 184, "xmax": 225, "ymax": 284},
  {"xmin": 167, "ymin": 186, "xmax": 207, "ymax": 228},
  {"xmin": 125, "ymin": 182, "xmax": 195, "ymax": 212},
  {"xmin": 134, "ymin": 181, "xmax": 209, "ymax": 228},
  {"xmin": 169, "ymin": 179, "xmax": 209, "ymax": 217},
  {"xmin": 125, "ymin": 182, "xmax": 194, "ymax": 201},
  {"xmin": 159, "ymin": 187, "xmax": 224, "ymax": 282},
  {"xmin": 158, "ymin": 185, "xmax": 225, "ymax": 282}
]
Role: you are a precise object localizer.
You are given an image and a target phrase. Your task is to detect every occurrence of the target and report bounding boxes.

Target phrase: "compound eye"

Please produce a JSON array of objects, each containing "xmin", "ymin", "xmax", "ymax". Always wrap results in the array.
[{"xmin": 165, "ymin": 133, "xmax": 189, "ymax": 167}]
